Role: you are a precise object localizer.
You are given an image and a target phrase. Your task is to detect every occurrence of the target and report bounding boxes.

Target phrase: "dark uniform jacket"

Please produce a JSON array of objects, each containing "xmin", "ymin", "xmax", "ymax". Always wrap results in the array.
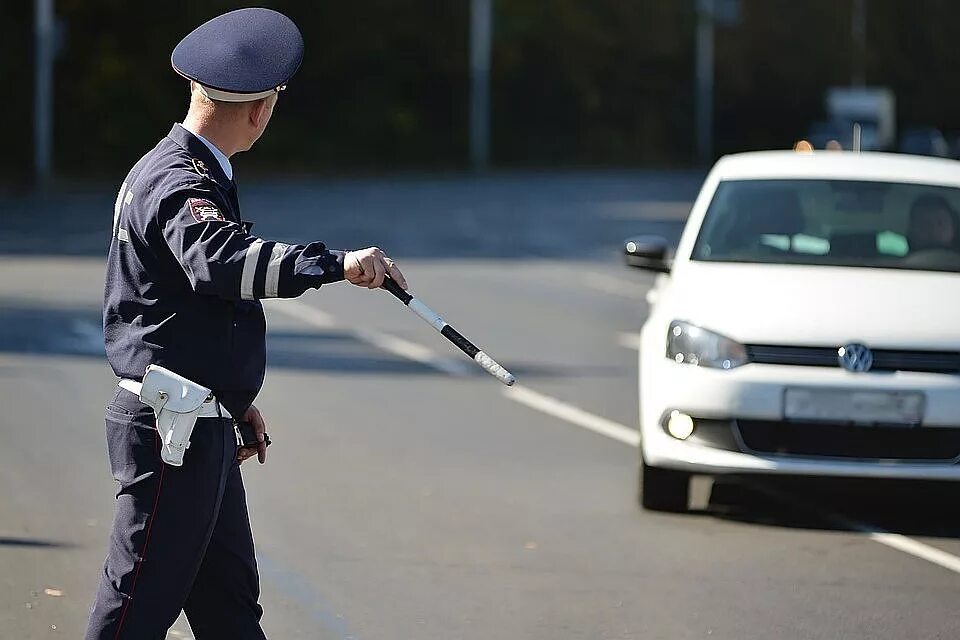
[{"xmin": 104, "ymin": 123, "xmax": 345, "ymax": 417}]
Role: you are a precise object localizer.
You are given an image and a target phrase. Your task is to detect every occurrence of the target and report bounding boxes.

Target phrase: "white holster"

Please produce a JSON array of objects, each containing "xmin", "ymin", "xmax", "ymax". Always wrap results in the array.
[{"xmin": 118, "ymin": 365, "xmax": 213, "ymax": 467}]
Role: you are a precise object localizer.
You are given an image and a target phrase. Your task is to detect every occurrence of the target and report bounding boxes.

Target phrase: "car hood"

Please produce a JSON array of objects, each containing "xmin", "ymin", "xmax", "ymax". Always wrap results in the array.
[{"xmin": 658, "ymin": 262, "xmax": 960, "ymax": 348}]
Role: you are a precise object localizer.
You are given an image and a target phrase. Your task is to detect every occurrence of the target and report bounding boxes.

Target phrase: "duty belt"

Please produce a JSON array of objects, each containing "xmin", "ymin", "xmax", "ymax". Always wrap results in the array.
[{"xmin": 118, "ymin": 379, "xmax": 232, "ymax": 419}]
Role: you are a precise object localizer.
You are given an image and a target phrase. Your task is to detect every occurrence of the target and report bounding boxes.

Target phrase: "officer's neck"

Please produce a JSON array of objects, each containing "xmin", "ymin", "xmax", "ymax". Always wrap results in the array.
[{"xmin": 182, "ymin": 112, "xmax": 243, "ymax": 158}]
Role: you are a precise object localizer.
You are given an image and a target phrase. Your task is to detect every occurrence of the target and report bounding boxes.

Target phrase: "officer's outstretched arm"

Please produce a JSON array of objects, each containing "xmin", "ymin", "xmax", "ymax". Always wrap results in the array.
[{"xmin": 160, "ymin": 191, "xmax": 346, "ymax": 300}]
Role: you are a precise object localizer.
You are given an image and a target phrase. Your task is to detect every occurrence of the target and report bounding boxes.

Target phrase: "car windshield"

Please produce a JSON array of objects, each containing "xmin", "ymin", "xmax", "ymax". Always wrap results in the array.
[{"xmin": 692, "ymin": 179, "xmax": 960, "ymax": 272}]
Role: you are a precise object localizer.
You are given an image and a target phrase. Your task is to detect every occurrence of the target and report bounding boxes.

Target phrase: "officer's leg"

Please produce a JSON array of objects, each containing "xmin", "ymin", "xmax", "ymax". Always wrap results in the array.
[
  {"xmin": 86, "ymin": 396, "xmax": 231, "ymax": 640},
  {"xmin": 184, "ymin": 458, "xmax": 266, "ymax": 639}
]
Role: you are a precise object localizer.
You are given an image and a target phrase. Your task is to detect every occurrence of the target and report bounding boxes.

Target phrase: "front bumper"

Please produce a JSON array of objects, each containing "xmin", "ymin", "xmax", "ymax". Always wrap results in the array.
[{"xmin": 639, "ymin": 344, "xmax": 960, "ymax": 480}]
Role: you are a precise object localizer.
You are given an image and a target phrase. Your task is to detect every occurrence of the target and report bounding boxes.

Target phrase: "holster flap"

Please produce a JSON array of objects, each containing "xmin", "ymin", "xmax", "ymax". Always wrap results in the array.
[{"xmin": 139, "ymin": 364, "xmax": 211, "ymax": 414}]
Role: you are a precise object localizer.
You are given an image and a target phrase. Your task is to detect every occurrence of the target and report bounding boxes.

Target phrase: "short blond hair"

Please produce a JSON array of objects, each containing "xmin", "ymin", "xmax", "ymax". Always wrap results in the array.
[{"xmin": 188, "ymin": 82, "xmax": 252, "ymax": 117}]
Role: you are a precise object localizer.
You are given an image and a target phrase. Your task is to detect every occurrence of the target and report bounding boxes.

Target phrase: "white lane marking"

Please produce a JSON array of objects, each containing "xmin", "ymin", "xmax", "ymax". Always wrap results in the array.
[
  {"xmin": 352, "ymin": 326, "xmax": 470, "ymax": 377},
  {"xmin": 504, "ymin": 385, "xmax": 640, "ymax": 447},
  {"xmin": 509, "ymin": 381, "xmax": 960, "ymax": 578},
  {"xmin": 269, "ymin": 299, "xmax": 336, "ymax": 328},
  {"xmin": 274, "ymin": 299, "xmax": 960, "ymax": 579},
  {"xmin": 272, "ymin": 300, "xmax": 470, "ymax": 377},
  {"xmin": 866, "ymin": 533, "xmax": 960, "ymax": 575},
  {"xmin": 751, "ymin": 483, "xmax": 960, "ymax": 577}
]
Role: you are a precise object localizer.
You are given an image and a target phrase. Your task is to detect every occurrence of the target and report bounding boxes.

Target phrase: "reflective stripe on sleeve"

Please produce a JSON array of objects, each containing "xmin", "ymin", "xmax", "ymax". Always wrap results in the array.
[
  {"xmin": 240, "ymin": 239, "xmax": 264, "ymax": 300},
  {"xmin": 264, "ymin": 242, "xmax": 289, "ymax": 298},
  {"xmin": 112, "ymin": 182, "xmax": 127, "ymax": 239}
]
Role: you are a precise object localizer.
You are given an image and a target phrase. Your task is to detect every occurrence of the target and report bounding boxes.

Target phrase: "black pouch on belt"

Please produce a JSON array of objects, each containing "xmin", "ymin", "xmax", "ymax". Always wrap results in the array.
[{"xmin": 236, "ymin": 421, "xmax": 272, "ymax": 449}]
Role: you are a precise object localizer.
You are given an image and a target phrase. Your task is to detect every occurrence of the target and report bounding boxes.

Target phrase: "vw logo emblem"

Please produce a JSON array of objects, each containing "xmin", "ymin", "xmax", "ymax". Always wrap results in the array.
[{"xmin": 838, "ymin": 343, "xmax": 873, "ymax": 372}]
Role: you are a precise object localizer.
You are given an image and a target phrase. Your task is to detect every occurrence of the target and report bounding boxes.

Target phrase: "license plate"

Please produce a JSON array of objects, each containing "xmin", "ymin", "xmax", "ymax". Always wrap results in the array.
[{"xmin": 784, "ymin": 388, "xmax": 924, "ymax": 425}]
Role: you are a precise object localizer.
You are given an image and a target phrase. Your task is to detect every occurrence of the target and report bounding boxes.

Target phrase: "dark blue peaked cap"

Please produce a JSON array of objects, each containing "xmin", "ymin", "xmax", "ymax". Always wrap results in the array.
[{"xmin": 171, "ymin": 8, "xmax": 304, "ymax": 102}]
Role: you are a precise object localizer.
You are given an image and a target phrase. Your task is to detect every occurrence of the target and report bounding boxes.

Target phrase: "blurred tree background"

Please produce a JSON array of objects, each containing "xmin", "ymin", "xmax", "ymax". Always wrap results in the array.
[{"xmin": 3, "ymin": 0, "xmax": 960, "ymax": 184}]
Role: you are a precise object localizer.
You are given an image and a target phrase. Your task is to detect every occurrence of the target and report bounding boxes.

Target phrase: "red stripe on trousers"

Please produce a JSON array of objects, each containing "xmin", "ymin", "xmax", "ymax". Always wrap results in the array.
[{"xmin": 113, "ymin": 432, "xmax": 167, "ymax": 639}]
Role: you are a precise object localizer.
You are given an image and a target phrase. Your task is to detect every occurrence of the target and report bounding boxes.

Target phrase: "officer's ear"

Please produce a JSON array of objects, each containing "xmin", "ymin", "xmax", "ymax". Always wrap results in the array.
[{"xmin": 248, "ymin": 96, "xmax": 274, "ymax": 130}]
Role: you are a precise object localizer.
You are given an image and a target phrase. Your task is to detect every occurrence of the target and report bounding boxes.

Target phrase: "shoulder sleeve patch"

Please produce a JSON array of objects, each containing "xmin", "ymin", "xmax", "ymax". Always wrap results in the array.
[{"xmin": 187, "ymin": 198, "xmax": 225, "ymax": 223}]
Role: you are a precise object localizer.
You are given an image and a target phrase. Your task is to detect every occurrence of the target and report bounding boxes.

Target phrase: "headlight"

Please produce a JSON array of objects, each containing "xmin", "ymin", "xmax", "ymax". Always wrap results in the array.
[{"xmin": 666, "ymin": 321, "xmax": 748, "ymax": 370}]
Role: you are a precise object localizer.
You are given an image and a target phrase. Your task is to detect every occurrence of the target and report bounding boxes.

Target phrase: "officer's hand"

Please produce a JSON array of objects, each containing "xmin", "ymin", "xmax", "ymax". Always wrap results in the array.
[
  {"xmin": 344, "ymin": 247, "xmax": 407, "ymax": 290},
  {"xmin": 238, "ymin": 404, "xmax": 268, "ymax": 465}
]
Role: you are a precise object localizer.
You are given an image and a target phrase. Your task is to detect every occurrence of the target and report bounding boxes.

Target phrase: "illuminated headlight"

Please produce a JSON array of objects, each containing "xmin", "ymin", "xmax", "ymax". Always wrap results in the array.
[{"xmin": 666, "ymin": 321, "xmax": 748, "ymax": 370}]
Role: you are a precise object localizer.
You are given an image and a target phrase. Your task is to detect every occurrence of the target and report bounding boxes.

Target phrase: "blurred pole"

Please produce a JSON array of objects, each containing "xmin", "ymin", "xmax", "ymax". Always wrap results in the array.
[
  {"xmin": 695, "ymin": 0, "xmax": 714, "ymax": 165},
  {"xmin": 34, "ymin": 0, "xmax": 54, "ymax": 185},
  {"xmin": 469, "ymin": 0, "xmax": 492, "ymax": 171},
  {"xmin": 851, "ymin": 0, "xmax": 867, "ymax": 86}
]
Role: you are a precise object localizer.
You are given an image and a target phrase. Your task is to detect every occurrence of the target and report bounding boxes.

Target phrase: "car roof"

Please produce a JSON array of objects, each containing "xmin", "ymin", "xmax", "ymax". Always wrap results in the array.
[{"xmin": 712, "ymin": 151, "xmax": 960, "ymax": 187}]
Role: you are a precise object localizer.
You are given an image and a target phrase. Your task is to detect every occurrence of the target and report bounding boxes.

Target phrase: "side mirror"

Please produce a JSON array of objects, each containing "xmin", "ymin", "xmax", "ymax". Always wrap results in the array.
[{"xmin": 624, "ymin": 236, "xmax": 672, "ymax": 273}]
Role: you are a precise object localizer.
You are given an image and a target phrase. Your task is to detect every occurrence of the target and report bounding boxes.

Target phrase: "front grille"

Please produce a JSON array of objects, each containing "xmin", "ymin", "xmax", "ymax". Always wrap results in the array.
[
  {"xmin": 736, "ymin": 420, "xmax": 960, "ymax": 461},
  {"xmin": 745, "ymin": 345, "xmax": 960, "ymax": 374}
]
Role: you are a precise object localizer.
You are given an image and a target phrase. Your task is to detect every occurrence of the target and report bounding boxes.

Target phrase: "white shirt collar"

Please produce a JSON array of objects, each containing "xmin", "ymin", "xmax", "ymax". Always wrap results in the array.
[{"xmin": 179, "ymin": 122, "xmax": 233, "ymax": 181}]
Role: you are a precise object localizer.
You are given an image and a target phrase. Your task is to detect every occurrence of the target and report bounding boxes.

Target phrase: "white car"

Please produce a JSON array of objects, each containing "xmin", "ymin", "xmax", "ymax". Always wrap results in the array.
[{"xmin": 626, "ymin": 150, "xmax": 960, "ymax": 511}]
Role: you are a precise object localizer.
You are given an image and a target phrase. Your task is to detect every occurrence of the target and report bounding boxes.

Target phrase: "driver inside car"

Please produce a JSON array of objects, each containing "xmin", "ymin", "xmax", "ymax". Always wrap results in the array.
[{"xmin": 907, "ymin": 194, "xmax": 960, "ymax": 252}]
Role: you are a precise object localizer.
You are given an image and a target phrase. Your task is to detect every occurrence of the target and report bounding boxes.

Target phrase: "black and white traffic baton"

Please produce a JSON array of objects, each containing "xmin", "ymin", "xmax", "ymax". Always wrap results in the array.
[{"xmin": 380, "ymin": 276, "xmax": 516, "ymax": 386}]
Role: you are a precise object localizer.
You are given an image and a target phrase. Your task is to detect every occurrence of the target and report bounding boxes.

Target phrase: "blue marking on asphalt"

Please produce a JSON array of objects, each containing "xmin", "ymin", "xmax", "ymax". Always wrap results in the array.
[{"xmin": 257, "ymin": 552, "xmax": 357, "ymax": 639}]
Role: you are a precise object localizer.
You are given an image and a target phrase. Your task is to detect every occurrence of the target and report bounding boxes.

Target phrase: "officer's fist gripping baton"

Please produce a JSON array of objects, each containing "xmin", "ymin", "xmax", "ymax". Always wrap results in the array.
[{"xmin": 380, "ymin": 276, "xmax": 516, "ymax": 386}]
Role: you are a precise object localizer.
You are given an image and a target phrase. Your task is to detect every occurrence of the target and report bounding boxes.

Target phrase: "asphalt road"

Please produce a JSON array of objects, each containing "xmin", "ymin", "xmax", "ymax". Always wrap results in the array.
[{"xmin": 2, "ymin": 173, "xmax": 960, "ymax": 639}]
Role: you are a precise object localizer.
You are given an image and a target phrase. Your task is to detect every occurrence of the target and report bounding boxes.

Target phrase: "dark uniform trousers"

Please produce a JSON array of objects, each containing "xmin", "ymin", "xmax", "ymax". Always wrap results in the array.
[{"xmin": 85, "ymin": 389, "xmax": 266, "ymax": 639}]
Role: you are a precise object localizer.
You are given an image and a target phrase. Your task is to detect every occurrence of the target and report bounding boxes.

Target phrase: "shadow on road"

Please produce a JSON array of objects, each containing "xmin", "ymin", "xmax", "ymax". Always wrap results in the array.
[
  {"xmin": 269, "ymin": 330, "xmax": 625, "ymax": 379},
  {"xmin": 0, "ymin": 301, "xmax": 599, "ymax": 381},
  {"xmin": 700, "ymin": 475, "xmax": 960, "ymax": 540},
  {"xmin": 0, "ymin": 303, "xmax": 105, "ymax": 358},
  {"xmin": 0, "ymin": 536, "xmax": 75, "ymax": 549},
  {"xmin": 0, "ymin": 172, "xmax": 698, "ymax": 260}
]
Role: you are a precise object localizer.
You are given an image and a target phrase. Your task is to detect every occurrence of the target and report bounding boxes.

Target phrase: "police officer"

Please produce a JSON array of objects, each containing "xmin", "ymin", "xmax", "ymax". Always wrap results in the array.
[{"xmin": 86, "ymin": 9, "xmax": 407, "ymax": 639}]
